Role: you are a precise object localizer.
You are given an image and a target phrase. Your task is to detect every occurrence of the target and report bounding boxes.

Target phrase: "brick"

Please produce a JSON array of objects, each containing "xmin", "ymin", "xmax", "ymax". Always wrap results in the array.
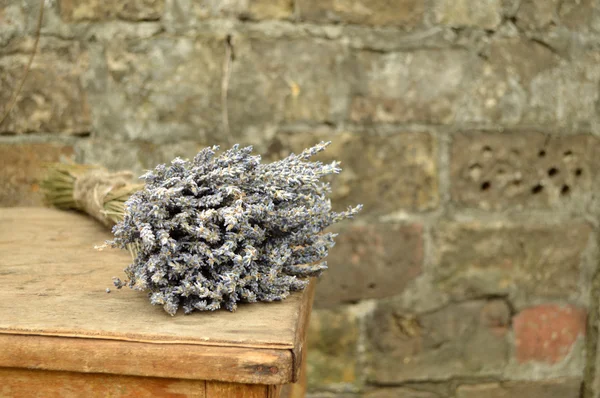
[
  {"xmin": 91, "ymin": 37, "xmax": 223, "ymax": 143},
  {"xmin": 516, "ymin": 0, "xmax": 560, "ymax": 30},
  {"xmin": 367, "ymin": 300, "xmax": 510, "ymax": 383},
  {"xmin": 0, "ymin": 40, "xmax": 90, "ymax": 135},
  {"xmin": 164, "ymin": 0, "xmax": 292, "ymax": 26},
  {"xmin": 434, "ymin": 0, "xmax": 502, "ymax": 29},
  {"xmin": 457, "ymin": 39, "xmax": 600, "ymax": 129},
  {"xmin": 450, "ymin": 133, "xmax": 600, "ymax": 210},
  {"xmin": 297, "ymin": 0, "xmax": 427, "ymax": 28},
  {"xmin": 0, "ymin": 143, "xmax": 74, "ymax": 206},
  {"xmin": 435, "ymin": 222, "xmax": 592, "ymax": 300},
  {"xmin": 59, "ymin": 0, "xmax": 164, "ymax": 22},
  {"xmin": 229, "ymin": 37, "xmax": 351, "ymax": 136},
  {"xmin": 366, "ymin": 388, "xmax": 441, "ymax": 398},
  {"xmin": 77, "ymin": 139, "xmax": 206, "ymax": 176},
  {"xmin": 350, "ymin": 50, "xmax": 469, "ymax": 124},
  {"xmin": 0, "ymin": 2, "xmax": 25, "ymax": 48},
  {"xmin": 267, "ymin": 132, "xmax": 438, "ymax": 215},
  {"xmin": 514, "ymin": 304, "xmax": 586, "ymax": 364},
  {"xmin": 456, "ymin": 379, "xmax": 582, "ymax": 398},
  {"xmin": 559, "ymin": 0, "xmax": 600, "ymax": 33},
  {"xmin": 307, "ymin": 308, "xmax": 359, "ymax": 389},
  {"xmin": 315, "ymin": 223, "xmax": 423, "ymax": 307},
  {"xmin": 456, "ymin": 37, "xmax": 559, "ymax": 125}
]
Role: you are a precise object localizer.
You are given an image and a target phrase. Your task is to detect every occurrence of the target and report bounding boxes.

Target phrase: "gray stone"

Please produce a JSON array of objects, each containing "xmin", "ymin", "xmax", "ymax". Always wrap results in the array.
[
  {"xmin": 314, "ymin": 222, "xmax": 423, "ymax": 307},
  {"xmin": 297, "ymin": 0, "xmax": 427, "ymax": 28},
  {"xmin": 434, "ymin": 221, "xmax": 593, "ymax": 301},
  {"xmin": 450, "ymin": 132, "xmax": 600, "ymax": 211},
  {"xmin": 266, "ymin": 131, "xmax": 438, "ymax": 215},
  {"xmin": 559, "ymin": 0, "xmax": 600, "ymax": 33},
  {"xmin": 77, "ymin": 139, "xmax": 206, "ymax": 177},
  {"xmin": 229, "ymin": 36, "xmax": 351, "ymax": 143},
  {"xmin": 88, "ymin": 36, "xmax": 224, "ymax": 144},
  {"xmin": 456, "ymin": 379, "xmax": 582, "ymax": 398},
  {"xmin": 0, "ymin": 38, "xmax": 90, "ymax": 134},
  {"xmin": 350, "ymin": 49, "xmax": 470, "ymax": 124},
  {"xmin": 434, "ymin": 0, "xmax": 502, "ymax": 29},
  {"xmin": 367, "ymin": 300, "xmax": 511, "ymax": 383},
  {"xmin": 516, "ymin": 0, "xmax": 560, "ymax": 30},
  {"xmin": 164, "ymin": 0, "xmax": 292, "ymax": 27},
  {"xmin": 58, "ymin": 0, "xmax": 164, "ymax": 22}
]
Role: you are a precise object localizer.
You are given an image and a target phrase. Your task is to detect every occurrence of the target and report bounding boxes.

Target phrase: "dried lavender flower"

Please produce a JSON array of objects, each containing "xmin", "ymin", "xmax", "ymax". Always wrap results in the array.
[{"xmin": 109, "ymin": 142, "xmax": 362, "ymax": 315}]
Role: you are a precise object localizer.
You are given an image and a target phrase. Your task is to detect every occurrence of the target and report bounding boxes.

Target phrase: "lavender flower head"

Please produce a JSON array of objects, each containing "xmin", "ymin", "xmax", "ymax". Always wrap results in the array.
[{"xmin": 110, "ymin": 142, "xmax": 362, "ymax": 315}]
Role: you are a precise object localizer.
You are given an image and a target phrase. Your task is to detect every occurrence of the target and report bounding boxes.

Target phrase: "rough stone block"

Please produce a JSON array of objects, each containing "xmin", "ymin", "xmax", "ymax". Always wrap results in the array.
[
  {"xmin": 230, "ymin": 37, "xmax": 351, "ymax": 139},
  {"xmin": 0, "ymin": 1, "xmax": 25, "ymax": 48},
  {"xmin": 434, "ymin": 0, "xmax": 502, "ymax": 29},
  {"xmin": 0, "ymin": 40, "xmax": 90, "ymax": 135},
  {"xmin": 314, "ymin": 222, "xmax": 423, "ymax": 307},
  {"xmin": 77, "ymin": 139, "xmax": 206, "ymax": 177},
  {"xmin": 457, "ymin": 38, "xmax": 600, "ymax": 129},
  {"xmin": 350, "ymin": 50, "xmax": 469, "ymax": 124},
  {"xmin": 513, "ymin": 304, "xmax": 586, "ymax": 364},
  {"xmin": 559, "ymin": 0, "xmax": 600, "ymax": 33},
  {"xmin": 516, "ymin": 0, "xmax": 560, "ymax": 30},
  {"xmin": 91, "ymin": 36, "xmax": 224, "ymax": 143},
  {"xmin": 59, "ymin": 0, "xmax": 164, "ymax": 21},
  {"xmin": 0, "ymin": 143, "xmax": 74, "ymax": 206},
  {"xmin": 267, "ymin": 132, "xmax": 438, "ymax": 215},
  {"xmin": 297, "ymin": 0, "xmax": 427, "ymax": 28},
  {"xmin": 456, "ymin": 379, "xmax": 582, "ymax": 398},
  {"xmin": 307, "ymin": 308, "xmax": 359, "ymax": 389},
  {"xmin": 367, "ymin": 300, "xmax": 510, "ymax": 383},
  {"xmin": 366, "ymin": 388, "xmax": 441, "ymax": 398},
  {"xmin": 164, "ymin": 0, "xmax": 292, "ymax": 27},
  {"xmin": 434, "ymin": 222, "xmax": 592, "ymax": 301},
  {"xmin": 450, "ymin": 132, "xmax": 600, "ymax": 210}
]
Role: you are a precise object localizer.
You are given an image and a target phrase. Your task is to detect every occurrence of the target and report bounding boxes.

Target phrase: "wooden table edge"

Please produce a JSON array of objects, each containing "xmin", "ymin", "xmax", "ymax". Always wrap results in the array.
[{"xmin": 0, "ymin": 333, "xmax": 295, "ymax": 385}]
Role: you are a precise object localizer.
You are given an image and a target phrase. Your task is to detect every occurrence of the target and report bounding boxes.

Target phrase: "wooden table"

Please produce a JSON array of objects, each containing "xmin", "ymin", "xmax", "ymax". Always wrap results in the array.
[{"xmin": 0, "ymin": 208, "xmax": 313, "ymax": 397}]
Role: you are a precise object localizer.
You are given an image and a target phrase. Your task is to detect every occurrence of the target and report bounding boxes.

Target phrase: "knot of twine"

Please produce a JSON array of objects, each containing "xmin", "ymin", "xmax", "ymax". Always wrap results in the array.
[{"xmin": 73, "ymin": 169, "xmax": 134, "ymax": 226}]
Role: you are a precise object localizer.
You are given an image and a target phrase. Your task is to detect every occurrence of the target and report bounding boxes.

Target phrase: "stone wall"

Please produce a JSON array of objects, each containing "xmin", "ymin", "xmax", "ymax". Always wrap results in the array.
[{"xmin": 2, "ymin": 1, "xmax": 600, "ymax": 397}]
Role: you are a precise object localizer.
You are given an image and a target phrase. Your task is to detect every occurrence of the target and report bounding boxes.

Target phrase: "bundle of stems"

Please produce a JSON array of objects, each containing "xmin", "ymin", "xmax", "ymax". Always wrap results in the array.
[{"xmin": 41, "ymin": 163, "xmax": 143, "ymax": 254}]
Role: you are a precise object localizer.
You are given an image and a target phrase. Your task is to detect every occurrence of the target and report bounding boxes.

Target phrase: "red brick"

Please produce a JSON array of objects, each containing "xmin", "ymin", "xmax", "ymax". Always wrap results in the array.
[{"xmin": 513, "ymin": 304, "xmax": 586, "ymax": 364}]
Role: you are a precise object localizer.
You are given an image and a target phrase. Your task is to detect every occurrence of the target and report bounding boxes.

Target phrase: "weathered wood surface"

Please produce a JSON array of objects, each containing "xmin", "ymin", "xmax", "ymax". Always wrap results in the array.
[
  {"xmin": 0, "ymin": 368, "xmax": 283, "ymax": 398},
  {"xmin": 0, "ymin": 207, "xmax": 313, "ymax": 387}
]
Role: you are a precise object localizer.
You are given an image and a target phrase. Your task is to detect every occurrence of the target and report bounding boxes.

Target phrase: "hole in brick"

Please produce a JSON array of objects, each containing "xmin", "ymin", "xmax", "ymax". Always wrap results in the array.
[
  {"xmin": 561, "ymin": 185, "xmax": 570, "ymax": 195},
  {"xmin": 497, "ymin": 168, "xmax": 505, "ymax": 175},
  {"xmin": 547, "ymin": 167, "xmax": 559, "ymax": 177},
  {"xmin": 511, "ymin": 149, "xmax": 521, "ymax": 156},
  {"xmin": 564, "ymin": 150, "xmax": 573, "ymax": 161},
  {"xmin": 575, "ymin": 168, "xmax": 583, "ymax": 177},
  {"xmin": 481, "ymin": 181, "xmax": 491, "ymax": 191},
  {"xmin": 482, "ymin": 145, "xmax": 492, "ymax": 154},
  {"xmin": 469, "ymin": 163, "xmax": 482, "ymax": 180},
  {"xmin": 531, "ymin": 184, "xmax": 543, "ymax": 194},
  {"xmin": 538, "ymin": 150, "xmax": 546, "ymax": 158},
  {"xmin": 513, "ymin": 179, "xmax": 522, "ymax": 186},
  {"xmin": 368, "ymin": 283, "xmax": 376, "ymax": 289}
]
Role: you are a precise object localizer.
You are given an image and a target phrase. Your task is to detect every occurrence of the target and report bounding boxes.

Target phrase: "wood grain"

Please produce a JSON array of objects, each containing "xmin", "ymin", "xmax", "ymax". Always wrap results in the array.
[
  {"xmin": 0, "ymin": 325, "xmax": 293, "ymax": 385},
  {"xmin": 0, "ymin": 208, "xmax": 310, "ymax": 350},
  {"xmin": 0, "ymin": 368, "xmax": 207, "ymax": 398},
  {"xmin": 206, "ymin": 381, "xmax": 270, "ymax": 398}
]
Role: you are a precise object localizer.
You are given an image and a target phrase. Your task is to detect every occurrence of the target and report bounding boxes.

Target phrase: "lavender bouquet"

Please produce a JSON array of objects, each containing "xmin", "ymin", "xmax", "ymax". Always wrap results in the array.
[{"xmin": 44, "ymin": 142, "xmax": 361, "ymax": 315}]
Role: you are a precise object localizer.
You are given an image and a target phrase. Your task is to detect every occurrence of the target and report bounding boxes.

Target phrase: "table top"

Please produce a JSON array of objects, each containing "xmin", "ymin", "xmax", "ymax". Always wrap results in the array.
[{"xmin": 0, "ymin": 208, "xmax": 314, "ymax": 384}]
